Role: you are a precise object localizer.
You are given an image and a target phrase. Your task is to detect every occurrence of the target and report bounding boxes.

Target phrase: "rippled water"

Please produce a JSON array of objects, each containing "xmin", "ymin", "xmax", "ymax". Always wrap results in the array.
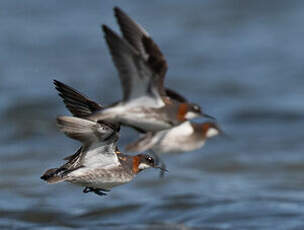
[{"xmin": 1, "ymin": 0, "xmax": 304, "ymax": 229}]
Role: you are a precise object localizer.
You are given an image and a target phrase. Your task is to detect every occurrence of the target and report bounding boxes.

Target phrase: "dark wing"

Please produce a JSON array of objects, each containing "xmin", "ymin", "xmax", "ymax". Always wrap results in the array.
[
  {"xmin": 63, "ymin": 146, "xmax": 83, "ymax": 161},
  {"xmin": 102, "ymin": 25, "xmax": 164, "ymax": 107},
  {"xmin": 114, "ymin": 7, "xmax": 149, "ymax": 60},
  {"xmin": 114, "ymin": 7, "xmax": 168, "ymax": 97},
  {"xmin": 165, "ymin": 88, "xmax": 188, "ymax": 103},
  {"xmin": 54, "ymin": 80, "xmax": 102, "ymax": 117},
  {"xmin": 142, "ymin": 36, "xmax": 167, "ymax": 96}
]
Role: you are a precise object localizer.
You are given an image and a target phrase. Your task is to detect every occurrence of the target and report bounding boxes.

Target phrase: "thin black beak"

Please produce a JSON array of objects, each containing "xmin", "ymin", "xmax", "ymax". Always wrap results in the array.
[
  {"xmin": 155, "ymin": 166, "xmax": 168, "ymax": 173},
  {"xmin": 203, "ymin": 113, "xmax": 216, "ymax": 120}
]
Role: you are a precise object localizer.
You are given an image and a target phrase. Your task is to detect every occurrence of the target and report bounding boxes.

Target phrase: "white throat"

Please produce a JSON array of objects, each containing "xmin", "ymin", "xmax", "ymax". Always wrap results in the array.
[
  {"xmin": 206, "ymin": 127, "xmax": 219, "ymax": 138},
  {"xmin": 185, "ymin": 111, "xmax": 199, "ymax": 120},
  {"xmin": 138, "ymin": 162, "xmax": 151, "ymax": 170}
]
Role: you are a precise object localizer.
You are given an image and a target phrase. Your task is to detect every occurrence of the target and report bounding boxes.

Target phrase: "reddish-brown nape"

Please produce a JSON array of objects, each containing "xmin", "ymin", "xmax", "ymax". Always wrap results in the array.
[
  {"xmin": 177, "ymin": 103, "xmax": 188, "ymax": 121},
  {"xmin": 132, "ymin": 156, "xmax": 141, "ymax": 174}
]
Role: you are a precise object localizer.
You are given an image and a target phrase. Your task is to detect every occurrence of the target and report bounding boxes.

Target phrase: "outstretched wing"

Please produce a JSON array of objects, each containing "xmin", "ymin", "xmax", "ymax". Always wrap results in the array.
[
  {"xmin": 114, "ymin": 7, "xmax": 167, "ymax": 97},
  {"xmin": 102, "ymin": 24, "xmax": 164, "ymax": 107},
  {"xmin": 57, "ymin": 116, "xmax": 120, "ymax": 168},
  {"xmin": 56, "ymin": 116, "xmax": 114, "ymax": 143},
  {"xmin": 54, "ymin": 80, "xmax": 103, "ymax": 117},
  {"xmin": 114, "ymin": 7, "xmax": 149, "ymax": 60}
]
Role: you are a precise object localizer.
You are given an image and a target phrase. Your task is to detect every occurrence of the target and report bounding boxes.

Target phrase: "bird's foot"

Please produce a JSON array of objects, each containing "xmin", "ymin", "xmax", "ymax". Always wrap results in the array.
[{"xmin": 83, "ymin": 187, "xmax": 110, "ymax": 196}]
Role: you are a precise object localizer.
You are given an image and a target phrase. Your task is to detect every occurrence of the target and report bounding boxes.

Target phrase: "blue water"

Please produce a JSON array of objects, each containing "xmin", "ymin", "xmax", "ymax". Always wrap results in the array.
[{"xmin": 1, "ymin": 0, "xmax": 304, "ymax": 229}]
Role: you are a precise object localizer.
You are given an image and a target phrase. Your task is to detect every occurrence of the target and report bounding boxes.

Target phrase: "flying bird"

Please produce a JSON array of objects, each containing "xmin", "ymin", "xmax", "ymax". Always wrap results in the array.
[{"xmin": 41, "ymin": 116, "xmax": 163, "ymax": 196}]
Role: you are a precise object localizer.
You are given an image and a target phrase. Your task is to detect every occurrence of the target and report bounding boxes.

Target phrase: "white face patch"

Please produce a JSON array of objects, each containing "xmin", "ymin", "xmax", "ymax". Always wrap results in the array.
[
  {"xmin": 206, "ymin": 127, "xmax": 219, "ymax": 138},
  {"xmin": 138, "ymin": 162, "xmax": 151, "ymax": 170},
  {"xmin": 185, "ymin": 111, "xmax": 199, "ymax": 120}
]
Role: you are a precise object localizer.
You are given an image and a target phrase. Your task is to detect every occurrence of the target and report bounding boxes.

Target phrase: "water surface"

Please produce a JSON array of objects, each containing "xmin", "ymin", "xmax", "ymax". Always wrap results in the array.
[{"xmin": 1, "ymin": 0, "xmax": 304, "ymax": 229}]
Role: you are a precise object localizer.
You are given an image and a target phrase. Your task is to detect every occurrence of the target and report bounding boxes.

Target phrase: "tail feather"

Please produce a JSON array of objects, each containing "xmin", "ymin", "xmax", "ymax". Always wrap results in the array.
[{"xmin": 40, "ymin": 168, "xmax": 65, "ymax": 184}]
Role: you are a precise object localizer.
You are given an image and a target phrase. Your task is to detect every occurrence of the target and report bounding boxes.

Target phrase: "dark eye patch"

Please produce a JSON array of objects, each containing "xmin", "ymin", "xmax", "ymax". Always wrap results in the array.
[{"xmin": 145, "ymin": 155, "xmax": 154, "ymax": 164}]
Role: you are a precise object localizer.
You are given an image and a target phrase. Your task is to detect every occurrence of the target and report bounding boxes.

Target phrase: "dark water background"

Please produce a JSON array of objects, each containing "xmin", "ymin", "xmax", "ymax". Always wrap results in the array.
[{"xmin": 1, "ymin": 0, "xmax": 304, "ymax": 229}]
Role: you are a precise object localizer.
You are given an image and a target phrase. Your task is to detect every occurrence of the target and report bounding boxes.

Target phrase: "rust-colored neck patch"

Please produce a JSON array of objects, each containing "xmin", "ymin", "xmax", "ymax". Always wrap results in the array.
[
  {"xmin": 132, "ymin": 156, "xmax": 141, "ymax": 174},
  {"xmin": 177, "ymin": 103, "xmax": 188, "ymax": 121}
]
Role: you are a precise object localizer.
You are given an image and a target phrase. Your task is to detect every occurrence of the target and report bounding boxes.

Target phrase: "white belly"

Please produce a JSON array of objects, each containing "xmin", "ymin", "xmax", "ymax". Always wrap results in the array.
[
  {"xmin": 154, "ymin": 137, "xmax": 205, "ymax": 154},
  {"xmin": 152, "ymin": 122, "xmax": 205, "ymax": 154}
]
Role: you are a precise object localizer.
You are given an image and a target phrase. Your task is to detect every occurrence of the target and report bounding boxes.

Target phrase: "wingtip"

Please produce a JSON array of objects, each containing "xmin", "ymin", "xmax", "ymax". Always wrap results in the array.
[
  {"xmin": 114, "ymin": 6, "xmax": 125, "ymax": 18},
  {"xmin": 53, "ymin": 79, "xmax": 64, "ymax": 89},
  {"xmin": 56, "ymin": 115, "xmax": 66, "ymax": 126},
  {"xmin": 53, "ymin": 79, "xmax": 60, "ymax": 87},
  {"xmin": 101, "ymin": 24, "xmax": 135, "ymax": 54},
  {"xmin": 102, "ymin": 24, "xmax": 115, "ymax": 38},
  {"xmin": 113, "ymin": 6, "xmax": 121, "ymax": 14},
  {"xmin": 101, "ymin": 24, "xmax": 110, "ymax": 33}
]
